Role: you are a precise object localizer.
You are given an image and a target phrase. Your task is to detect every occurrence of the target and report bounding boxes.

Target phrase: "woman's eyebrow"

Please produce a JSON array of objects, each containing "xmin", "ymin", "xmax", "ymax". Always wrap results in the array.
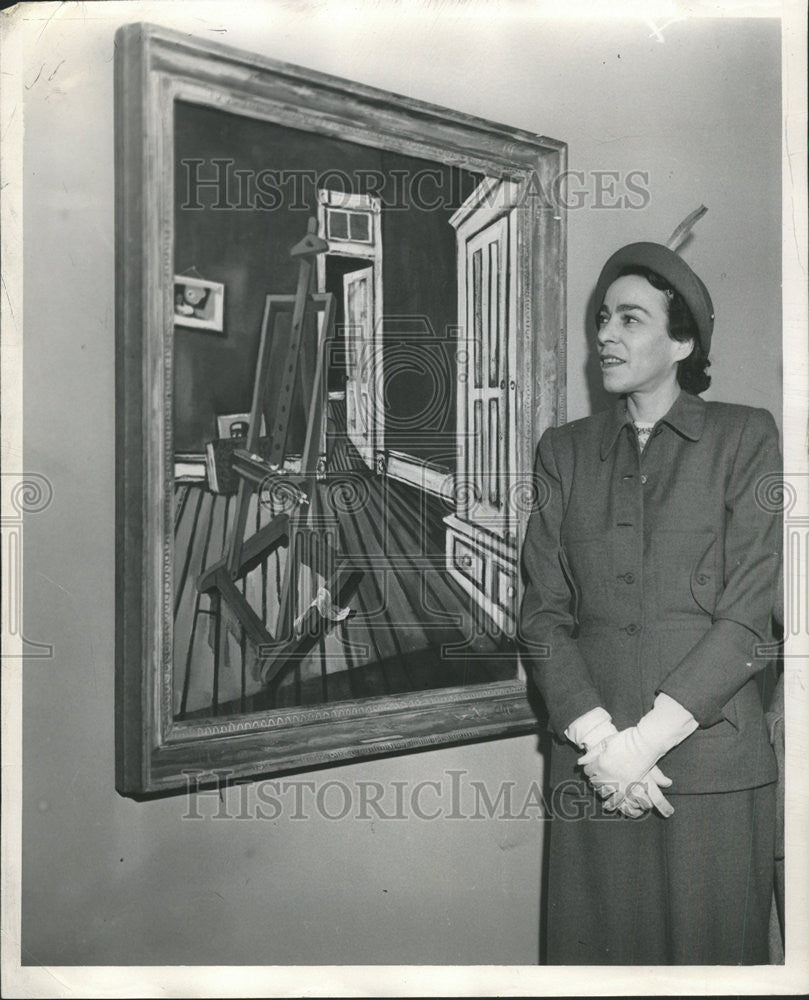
[{"xmin": 615, "ymin": 302, "xmax": 651, "ymax": 315}]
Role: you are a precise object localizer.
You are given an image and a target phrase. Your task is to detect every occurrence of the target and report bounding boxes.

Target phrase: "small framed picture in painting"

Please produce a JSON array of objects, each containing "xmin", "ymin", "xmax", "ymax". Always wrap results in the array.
[
  {"xmin": 216, "ymin": 412, "xmax": 267, "ymax": 440},
  {"xmin": 173, "ymin": 275, "xmax": 224, "ymax": 331}
]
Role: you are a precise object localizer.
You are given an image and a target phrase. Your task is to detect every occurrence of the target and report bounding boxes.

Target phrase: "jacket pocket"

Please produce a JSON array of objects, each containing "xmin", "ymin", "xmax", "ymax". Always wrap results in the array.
[
  {"xmin": 652, "ymin": 529, "xmax": 718, "ymax": 619},
  {"xmin": 689, "ymin": 534, "xmax": 720, "ymax": 615},
  {"xmin": 694, "ymin": 693, "xmax": 741, "ymax": 738},
  {"xmin": 699, "ymin": 695, "xmax": 740, "ymax": 736}
]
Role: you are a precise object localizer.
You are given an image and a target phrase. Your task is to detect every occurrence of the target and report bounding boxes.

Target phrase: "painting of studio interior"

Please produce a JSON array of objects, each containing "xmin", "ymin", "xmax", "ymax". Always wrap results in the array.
[{"xmin": 171, "ymin": 103, "xmax": 525, "ymax": 723}]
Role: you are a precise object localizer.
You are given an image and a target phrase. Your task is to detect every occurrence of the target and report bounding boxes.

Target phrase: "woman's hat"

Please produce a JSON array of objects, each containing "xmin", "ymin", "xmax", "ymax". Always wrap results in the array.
[{"xmin": 593, "ymin": 208, "xmax": 715, "ymax": 353}]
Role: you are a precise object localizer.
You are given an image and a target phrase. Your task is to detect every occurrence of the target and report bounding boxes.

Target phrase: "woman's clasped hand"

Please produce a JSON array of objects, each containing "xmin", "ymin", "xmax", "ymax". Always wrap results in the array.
[{"xmin": 578, "ymin": 692, "xmax": 698, "ymax": 817}]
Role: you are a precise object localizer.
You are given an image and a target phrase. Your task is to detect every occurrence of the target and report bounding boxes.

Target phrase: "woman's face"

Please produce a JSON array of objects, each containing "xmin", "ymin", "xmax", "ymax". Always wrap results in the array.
[{"xmin": 596, "ymin": 274, "xmax": 692, "ymax": 397}]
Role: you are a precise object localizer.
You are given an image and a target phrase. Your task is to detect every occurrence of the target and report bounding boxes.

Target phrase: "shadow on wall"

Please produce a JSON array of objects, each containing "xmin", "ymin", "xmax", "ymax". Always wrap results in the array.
[{"xmin": 584, "ymin": 283, "xmax": 611, "ymax": 416}]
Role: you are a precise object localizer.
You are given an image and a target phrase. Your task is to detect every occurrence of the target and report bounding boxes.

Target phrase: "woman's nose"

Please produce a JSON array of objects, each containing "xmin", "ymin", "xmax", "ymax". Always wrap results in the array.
[{"xmin": 597, "ymin": 317, "xmax": 616, "ymax": 345}]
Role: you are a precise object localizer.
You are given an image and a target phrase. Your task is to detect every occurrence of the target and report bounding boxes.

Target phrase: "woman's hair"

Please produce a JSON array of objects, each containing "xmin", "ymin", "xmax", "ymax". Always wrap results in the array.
[{"xmin": 615, "ymin": 265, "xmax": 712, "ymax": 394}]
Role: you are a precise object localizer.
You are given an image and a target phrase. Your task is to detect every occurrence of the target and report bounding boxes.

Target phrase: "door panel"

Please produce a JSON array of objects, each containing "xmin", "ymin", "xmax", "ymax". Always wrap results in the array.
[
  {"xmin": 343, "ymin": 265, "xmax": 375, "ymax": 467},
  {"xmin": 462, "ymin": 216, "xmax": 510, "ymax": 537}
]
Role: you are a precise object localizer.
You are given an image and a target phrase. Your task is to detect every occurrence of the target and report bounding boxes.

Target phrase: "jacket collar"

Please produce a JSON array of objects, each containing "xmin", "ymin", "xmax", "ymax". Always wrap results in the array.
[{"xmin": 600, "ymin": 390, "xmax": 706, "ymax": 459}]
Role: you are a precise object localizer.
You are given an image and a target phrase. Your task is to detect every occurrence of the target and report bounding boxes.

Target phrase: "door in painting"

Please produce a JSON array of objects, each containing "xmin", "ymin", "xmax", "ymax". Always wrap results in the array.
[
  {"xmin": 445, "ymin": 180, "xmax": 520, "ymax": 635},
  {"xmin": 343, "ymin": 264, "xmax": 375, "ymax": 468},
  {"xmin": 462, "ymin": 215, "xmax": 512, "ymax": 538}
]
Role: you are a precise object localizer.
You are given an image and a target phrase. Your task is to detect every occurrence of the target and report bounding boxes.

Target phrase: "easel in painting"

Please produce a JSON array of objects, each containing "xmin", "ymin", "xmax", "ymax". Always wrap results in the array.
[{"xmin": 197, "ymin": 219, "xmax": 360, "ymax": 688}]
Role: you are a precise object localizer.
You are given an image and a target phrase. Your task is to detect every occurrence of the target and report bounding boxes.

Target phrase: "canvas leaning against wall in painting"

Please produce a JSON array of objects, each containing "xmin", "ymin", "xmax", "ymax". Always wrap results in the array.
[{"xmin": 114, "ymin": 22, "xmax": 567, "ymax": 796}]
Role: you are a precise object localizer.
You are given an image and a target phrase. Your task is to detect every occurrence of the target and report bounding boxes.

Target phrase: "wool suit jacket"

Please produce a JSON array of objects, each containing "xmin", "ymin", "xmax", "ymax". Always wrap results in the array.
[{"xmin": 520, "ymin": 390, "xmax": 780, "ymax": 794}]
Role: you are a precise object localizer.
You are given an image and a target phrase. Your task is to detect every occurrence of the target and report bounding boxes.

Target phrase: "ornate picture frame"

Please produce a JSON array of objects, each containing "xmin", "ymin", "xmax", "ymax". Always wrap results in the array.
[{"xmin": 115, "ymin": 22, "xmax": 566, "ymax": 797}]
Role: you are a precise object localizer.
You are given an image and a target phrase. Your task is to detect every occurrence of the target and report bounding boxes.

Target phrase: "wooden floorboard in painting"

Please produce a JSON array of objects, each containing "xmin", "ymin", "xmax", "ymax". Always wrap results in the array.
[{"xmin": 173, "ymin": 425, "xmax": 516, "ymax": 720}]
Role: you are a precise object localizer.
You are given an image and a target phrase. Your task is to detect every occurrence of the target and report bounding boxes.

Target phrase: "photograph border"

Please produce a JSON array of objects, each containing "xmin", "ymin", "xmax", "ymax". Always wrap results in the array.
[{"xmin": 2, "ymin": 2, "xmax": 806, "ymax": 996}]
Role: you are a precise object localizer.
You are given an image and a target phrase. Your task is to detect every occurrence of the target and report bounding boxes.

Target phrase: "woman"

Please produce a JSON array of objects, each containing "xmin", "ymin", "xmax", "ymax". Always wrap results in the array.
[{"xmin": 520, "ymin": 240, "xmax": 781, "ymax": 965}]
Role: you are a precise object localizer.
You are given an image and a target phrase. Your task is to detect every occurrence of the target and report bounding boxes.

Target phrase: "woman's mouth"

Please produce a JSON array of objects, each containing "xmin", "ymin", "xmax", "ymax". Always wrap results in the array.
[{"xmin": 600, "ymin": 356, "xmax": 625, "ymax": 368}]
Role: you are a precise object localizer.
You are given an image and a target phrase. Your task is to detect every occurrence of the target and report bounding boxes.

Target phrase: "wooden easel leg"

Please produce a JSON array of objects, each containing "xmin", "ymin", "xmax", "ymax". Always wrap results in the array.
[
  {"xmin": 211, "ymin": 590, "xmax": 222, "ymax": 717},
  {"xmin": 258, "ymin": 561, "xmax": 362, "ymax": 686},
  {"xmin": 225, "ymin": 478, "xmax": 254, "ymax": 579},
  {"xmin": 213, "ymin": 568, "xmax": 274, "ymax": 651},
  {"xmin": 197, "ymin": 512, "xmax": 288, "ymax": 594}
]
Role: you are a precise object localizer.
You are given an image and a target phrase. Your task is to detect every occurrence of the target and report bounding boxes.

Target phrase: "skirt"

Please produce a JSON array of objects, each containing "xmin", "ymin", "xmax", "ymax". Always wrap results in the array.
[{"xmin": 545, "ymin": 779, "xmax": 776, "ymax": 965}]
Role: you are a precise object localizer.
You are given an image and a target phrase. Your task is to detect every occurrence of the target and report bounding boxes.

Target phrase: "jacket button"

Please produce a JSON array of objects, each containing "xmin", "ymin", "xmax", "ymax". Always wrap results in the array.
[
  {"xmin": 696, "ymin": 572, "xmax": 710, "ymax": 585},
  {"xmin": 625, "ymin": 623, "xmax": 641, "ymax": 636},
  {"xmin": 624, "ymin": 572, "xmax": 635, "ymax": 584},
  {"xmin": 640, "ymin": 475, "xmax": 648, "ymax": 484}
]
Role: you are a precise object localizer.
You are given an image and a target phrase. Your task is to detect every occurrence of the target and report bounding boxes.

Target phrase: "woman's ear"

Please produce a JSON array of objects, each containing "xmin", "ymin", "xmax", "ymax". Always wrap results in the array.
[{"xmin": 674, "ymin": 338, "xmax": 695, "ymax": 363}]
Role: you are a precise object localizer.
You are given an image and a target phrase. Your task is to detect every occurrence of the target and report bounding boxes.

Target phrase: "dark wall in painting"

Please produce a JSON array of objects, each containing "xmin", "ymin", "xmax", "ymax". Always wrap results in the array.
[
  {"xmin": 173, "ymin": 101, "xmax": 478, "ymax": 466},
  {"xmin": 380, "ymin": 147, "xmax": 467, "ymax": 470}
]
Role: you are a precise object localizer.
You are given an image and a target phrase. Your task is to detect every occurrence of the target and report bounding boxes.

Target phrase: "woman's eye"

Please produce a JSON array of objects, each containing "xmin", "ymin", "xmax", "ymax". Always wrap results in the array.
[
  {"xmin": 621, "ymin": 313, "xmax": 639, "ymax": 325},
  {"xmin": 597, "ymin": 312, "xmax": 609, "ymax": 327}
]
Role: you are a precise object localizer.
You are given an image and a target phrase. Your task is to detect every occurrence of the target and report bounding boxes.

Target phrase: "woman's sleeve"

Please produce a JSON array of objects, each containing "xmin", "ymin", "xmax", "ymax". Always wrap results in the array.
[
  {"xmin": 519, "ymin": 427, "xmax": 603, "ymax": 737},
  {"xmin": 658, "ymin": 407, "xmax": 782, "ymax": 726}
]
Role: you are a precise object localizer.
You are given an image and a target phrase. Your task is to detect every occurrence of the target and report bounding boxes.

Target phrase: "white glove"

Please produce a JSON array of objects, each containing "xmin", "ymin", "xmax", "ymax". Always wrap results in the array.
[
  {"xmin": 587, "ymin": 732, "xmax": 675, "ymax": 818},
  {"xmin": 616, "ymin": 774, "xmax": 672, "ymax": 818},
  {"xmin": 565, "ymin": 706, "xmax": 618, "ymax": 751},
  {"xmin": 567, "ymin": 706, "xmax": 673, "ymax": 818},
  {"xmin": 578, "ymin": 693, "xmax": 698, "ymax": 816}
]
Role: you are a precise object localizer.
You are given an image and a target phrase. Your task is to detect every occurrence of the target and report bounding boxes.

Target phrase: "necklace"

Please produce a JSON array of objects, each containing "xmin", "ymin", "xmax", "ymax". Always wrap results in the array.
[{"xmin": 633, "ymin": 420, "xmax": 655, "ymax": 451}]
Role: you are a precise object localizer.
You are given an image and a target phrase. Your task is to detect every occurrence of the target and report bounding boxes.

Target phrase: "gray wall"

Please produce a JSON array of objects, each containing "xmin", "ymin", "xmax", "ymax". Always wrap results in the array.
[{"xmin": 21, "ymin": 7, "xmax": 780, "ymax": 966}]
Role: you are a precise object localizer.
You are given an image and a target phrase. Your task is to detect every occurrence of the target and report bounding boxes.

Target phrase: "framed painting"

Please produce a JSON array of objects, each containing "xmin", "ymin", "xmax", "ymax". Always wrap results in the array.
[
  {"xmin": 115, "ymin": 21, "xmax": 566, "ymax": 797},
  {"xmin": 173, "ymin": 275, "xmax": 225, "ymax": 331}
]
